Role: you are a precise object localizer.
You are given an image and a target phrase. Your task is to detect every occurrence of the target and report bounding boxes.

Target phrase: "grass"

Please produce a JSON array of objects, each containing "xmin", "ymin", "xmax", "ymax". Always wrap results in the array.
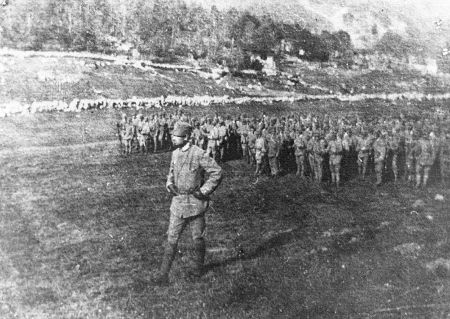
[{"xmin": 0, "ymin": 99, "xmax": 449, "ymax": 318}]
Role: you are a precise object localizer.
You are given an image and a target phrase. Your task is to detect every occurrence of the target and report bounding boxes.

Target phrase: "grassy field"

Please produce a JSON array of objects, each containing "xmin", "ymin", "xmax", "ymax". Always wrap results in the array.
[{"xmin": 1, "ymin": 99, "xmax": 449, "ymax": 318}]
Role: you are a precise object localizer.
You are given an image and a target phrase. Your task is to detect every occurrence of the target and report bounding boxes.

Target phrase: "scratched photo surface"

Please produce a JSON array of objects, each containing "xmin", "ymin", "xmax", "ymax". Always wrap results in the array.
[{"xmin": 1, "ymin": 0, "xmax": 449, "ymax": 318}]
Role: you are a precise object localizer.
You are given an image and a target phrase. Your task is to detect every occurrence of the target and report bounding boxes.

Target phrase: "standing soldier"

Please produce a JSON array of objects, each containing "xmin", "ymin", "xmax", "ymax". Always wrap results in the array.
[
  {"xmin": 151, "ymin": 114, "xmax": 160, "ymax": 153},
  {"xmin": 136, "ymin": 114, "xmax": 145, "ymax": 153},
  {"xmin": 294, "ymin": 130, "xmax": 307, "ymax": 177},
  {"xmin": 217, "ymin": 121, "xmax": 229, "ymax": 162},
  {"xmin": 327, "ymin": 132, "xmax": 343, "ymax": 188},
  {"xmin": 415, "ymin": 130, "xmax": 436, "ymax": 188},
  {"xmin": 238, "ymin": 119, "xmax": 251, "ymax": 163},
  {"xmin": 191, "ymin": 122, "xmax": 202, "ymax": 147},
  {"xmin": 247, "ymin": 127, "xmax": 257, "ymax": 166},
  {"xmin": 307, "ymin": 132, "xmax": 317, "ymax": 180},
  {"xmin": 139, "ymin": 116, "xmax": 151, "ymax": 153},
  {"xmin": 267, "ymin": 128, "xmax": 281, "ymax": 177},
  {"xmin": 153, "ymin": 123, "xmax": 223, "ymax": 285},
  {"xmin": 206, "ymin": 120, "xmax": 220, "ymax": 160},
  {"xmin": 254, "ymin": 130, "xmax": 267, "ymax": 177},
  {"xmin": 355, "ymin": 130, "xmax": 370, "ymax": 179},
  {"xmin": 124, "ymin": 117, "xmax": 135, "ymax": 155},
  {"xmin": 387, "ymin": 129, "xmax": 401, "ymax": 182},
  {"xmin": 313, "ymin": 134, "xmax": 327, "ymax": 183},
  {"xmin": 439, "ymin": 130, "xmax": 450, "ymax": 187},
  {"xmin": 132, "ymin": 113, "xmax": 141, "ymax": 152},
  {"xmin": 405, "ymin": 130, "xmax": 420, "ymax": 185},
  {"xmin": 373, "ymin": 131, "xmax": 387, "ymax": 186},
  {"xmin": 117, "ymin": 113, "xmax": 127, "ymax": 154}
]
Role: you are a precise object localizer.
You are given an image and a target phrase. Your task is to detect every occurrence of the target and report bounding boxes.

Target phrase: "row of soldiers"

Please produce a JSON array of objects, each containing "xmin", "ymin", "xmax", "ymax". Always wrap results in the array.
[{"xmin": 117, "ymin": 109, "xmax": 450, "ymax": 188}]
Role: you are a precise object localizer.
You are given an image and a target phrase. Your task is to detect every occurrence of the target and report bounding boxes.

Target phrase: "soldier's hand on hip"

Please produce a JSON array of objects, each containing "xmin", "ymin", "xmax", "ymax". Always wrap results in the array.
[
  {"xmin": 167, "ymin": 184, "xmax": 179, "ymax": 196},
  {"xmin": 193, "ymin": 190, "xmax": 209, "ymax": 200}
]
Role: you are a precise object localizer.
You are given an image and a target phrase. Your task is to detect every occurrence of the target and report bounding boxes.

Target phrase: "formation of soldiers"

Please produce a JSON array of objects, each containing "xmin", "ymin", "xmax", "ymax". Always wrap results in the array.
[
  {"xmin": 4, "ymin": 90, "xmax": 450, "ymax": 118},
  {"xmin": 117, "ymin": 108, "xmax": 450, "ymax": 188}
]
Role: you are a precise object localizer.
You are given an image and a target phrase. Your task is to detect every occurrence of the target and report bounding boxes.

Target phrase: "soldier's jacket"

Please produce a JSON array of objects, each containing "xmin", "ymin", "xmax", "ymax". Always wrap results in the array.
[
  {"xmin": 191, "ymin": 127, "xmax": 202, "ymax": 143},
  {"xmin": 328, "ymin": 139, "xmax": 343, "ymax": 165},
  {"xmin": 218, "ymin": 126, "xmax": 228, "ymax": 141},
  {"xmin": 294, "ymin": 135, "xmax": 307, "ymax": 156},
  {"xmin": 356, "ymin": 134, "xmax": 372, "ymax": 155},
  {"xmin": 342, "ymin": 134, "xmax": 351, "ymax": 152},
  {"xmin": 307, "ymin": 138, "xmax": 316, "ymax": 155},
  {"xmin": 248, "ymin": 132, "xmax": 257, "ymax": 150},
  {"xmin": 267, "ymin": 136, "xmax": 280, "ymax": 157},
  {"xmin": 141, "ymin": 121, "xmax": 151, "ymax": 135},
  {"xmin": 166, "ymin": 143, "xmax": 223, "ymax": 218},
  {"xmin": 441, "ymin": 135, "xmax": 450, "ymax": 165},
  {"xmin": 373, "ymin": 137, "xmax": 386, "ymax": 163},
  {"xmin": 124, "ymin": 122, "xmax": 135, "ymax": 140},
  {"xmin": 313, "ymin": 139, "xmax": 327, "ymax": 160},
  {"xmin": 417, "ymin": 138, "xmax": 436, "ymax": 166},
  {"xmin": 255, "ymin": 136, "xmax": 267, "ymax": 153},
  {"xmin": 387, "ymin": 134, "xmax": 400, "ymax": 153}
]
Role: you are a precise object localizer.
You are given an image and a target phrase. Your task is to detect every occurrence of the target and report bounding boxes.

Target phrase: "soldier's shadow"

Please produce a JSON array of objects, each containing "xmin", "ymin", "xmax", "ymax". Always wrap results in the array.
[{"xmin": 204, "ymin": 227, "xmax": 302, "ymax": 273}]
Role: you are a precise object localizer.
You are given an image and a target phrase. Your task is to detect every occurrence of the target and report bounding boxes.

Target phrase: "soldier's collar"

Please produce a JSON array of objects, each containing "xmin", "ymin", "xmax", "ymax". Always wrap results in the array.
[{"xmin": 181, "ymin": 142, "xmax": 191, "ymax": 152}]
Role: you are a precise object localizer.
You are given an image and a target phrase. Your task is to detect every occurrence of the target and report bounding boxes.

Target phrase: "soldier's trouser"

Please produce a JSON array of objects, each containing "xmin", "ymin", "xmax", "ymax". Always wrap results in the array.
[
  {"xmin": 295, "ymin": 155, "xmax": 305, "ymax": 176},
  {"xmin": 314, "ymin": 158, "xmax": 323, "ymax": 182},
  {"xmin": 405, "ymin": 157, "xmax": 415, "ymax": 182},
  {"xmin": 308, "ymin": 154, "xmax": 315, "ymax": 179},
  {"xmin": 242, "ymin": 144, "xmax": 249, "ymax": 162},
  {"xmin": 375, "ymin": 160, "xmax": 384, "ymax": 185},
  {"xmin": 442, "ymin": 160, "xmax": 450, "ymax": 185},
  {"xmin": 167, "ymin": 213, "xmax": 206, "ymax": 245},
  {"xmin": 391, "ymin": 153, "xmax": 398, "ymax": 180},
  {"xmin": 358, "ymin": 152, "xmax": 369, "ymax": 177},
  {"xmin": 206, "ymin": 140, "xmax": 218, "ymax": 159},
  {"xmin": 249, "ymin": 148, "xmax": 256, "ymax": 165},
  {"xmin": 269, "ymin": 156, "xmax": 279, "ymax": 176},
  {"xmin": 416, "ymin": 164, "xmax": 431, "ymax": 187},
  {"xmin": 153, "ymin": 132, "xmax": 159, "ymax": 152},
  {"xmin": 330, "ymin": 159, "xmax": 342, "ymax": 185}
]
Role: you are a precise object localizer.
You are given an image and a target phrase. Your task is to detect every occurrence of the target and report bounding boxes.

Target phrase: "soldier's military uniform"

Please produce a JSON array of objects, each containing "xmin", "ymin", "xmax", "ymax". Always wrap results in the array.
[
  {"xmin": 238, "ymin": 121, "xmax": 250, "ymax": 163},
  {"xmin": 248, "ymin": 129, "xmax": 257, "ymax": 166},
  {"xmin": 294, "ymin": 131, "xmax": 307, "ymax": 177},
  {"xmin": 355, "ymin": 132, "xmax": 371, "ymax": 179},
  {"xmin": 373, "ymin": 132, "xmax": 387, "ymax": 186},
  {"xmin": 307, "ymin": 134, "xmax": 317, "ymax": 180},
  {"xmin": 139, "ymin": 117, "xmax": 151, "ymax": 153},
  {"xmin": 267, "ymin": 129, "xmax": 281, "ymax": 177},
  {"xmin": 155, "ymin": 124, "xmax": 223, "ymax": 285},
  {"xmin": 416, "ymin": 132, "xmax": 436, "ymax": 188},
  {"xmin": 387, "ymin": 130, "xmax": 401, "ymax": 181},
  {"xmin": 440, "ymin": 132, "xmax": 450, "ymax": 186},
  {"xmin": 254, "ymin": 131, "xmax": 267, "ymax": 176},
  {"xmin": 313, "ymin": 136, "xmax": 327, "ymax": 183},
  {"xmin": 117, "ymin": 114, "xmax": 127, "ymax": 153},
  {"xmin": 124, "ymin": 118, "xmax": 135, "ymax": 155},
  {"xmin": 217, "ymin": 122, "xmax": 228, "ymax": 162},
  {"xmin": 327, "ymin": 134, "xmax": 343, "ymax": 187}
]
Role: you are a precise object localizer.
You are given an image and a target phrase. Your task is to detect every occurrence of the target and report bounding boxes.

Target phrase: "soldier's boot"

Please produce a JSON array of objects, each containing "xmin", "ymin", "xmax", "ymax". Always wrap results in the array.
[
  {"xmin": 187, "ymin": 239, "xmax": 206, "ymax": 279},
  {"xmin": 362, "ymin": 166, "xmax": 367, "ymax": 180},
  {"xmin": 393, "ymin": 171, "xmax": 398, "ymax": 182},
  {"xmin": 153, "ymin": 242, "xmax": 177, "ymax": 286},
  {"xmin": 331, "ymin": 172, "xmax": 335, "ymax": 185},
  {"xmin": 336, "ymin": 173, "xmax": 340, "ymax": 188},
  {"xmin": 415, "ymin": 174, "xmax": 421, "ymax": 188},
  {"xmin": 375, "ymin": 173, "xmax": 382, "ymax": 186},
  {"xmin": 423, "ymin": 173, "xmax": 429, "ymax": 188}
]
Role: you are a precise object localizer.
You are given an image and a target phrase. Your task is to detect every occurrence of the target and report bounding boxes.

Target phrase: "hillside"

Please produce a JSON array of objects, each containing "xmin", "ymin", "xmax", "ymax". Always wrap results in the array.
[{"xmin": 190, "ymin": 0, "xmax": 449, "ymax": 53}]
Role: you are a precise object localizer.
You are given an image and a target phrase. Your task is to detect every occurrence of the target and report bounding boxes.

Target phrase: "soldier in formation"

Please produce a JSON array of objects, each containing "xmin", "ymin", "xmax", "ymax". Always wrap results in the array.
[{"xmin": 116, "ymin": 108, "xmax": 449, "ymax": 188}]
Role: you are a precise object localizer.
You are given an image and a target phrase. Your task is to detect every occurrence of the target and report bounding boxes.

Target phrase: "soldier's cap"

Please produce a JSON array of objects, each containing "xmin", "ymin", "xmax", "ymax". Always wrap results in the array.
[{"xmin": 172, "ymin": 122, "xmax": 192, "ymax": 137}]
